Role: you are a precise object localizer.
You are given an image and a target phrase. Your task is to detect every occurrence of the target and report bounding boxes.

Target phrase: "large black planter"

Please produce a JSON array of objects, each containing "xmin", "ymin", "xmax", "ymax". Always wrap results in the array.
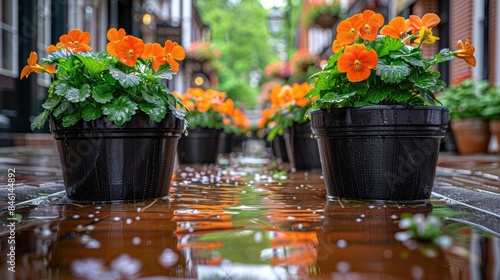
[
  {"xmin": 271, "ymin": 135, "xmax": 289, "ymax": 162},
  {"xmin": 311, "ymin": 106, "xmax": 448, "ymax": 201},
  {"xmin": 50, "ymin": 113, "xmax": 184, "ymax": 202},
  {"xmin": 284, "ymin": 121, "xmax": 322, "ymax": 171},
  {"xmin": 177, "ymin": 127, "xmax": 221, "ymax": 164}
]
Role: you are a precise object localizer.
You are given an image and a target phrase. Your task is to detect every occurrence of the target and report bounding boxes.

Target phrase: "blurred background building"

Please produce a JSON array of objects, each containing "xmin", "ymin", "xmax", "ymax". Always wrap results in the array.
[{"xmin": 0, "ymin": 0, "xmax": 497, "ymax": 144}]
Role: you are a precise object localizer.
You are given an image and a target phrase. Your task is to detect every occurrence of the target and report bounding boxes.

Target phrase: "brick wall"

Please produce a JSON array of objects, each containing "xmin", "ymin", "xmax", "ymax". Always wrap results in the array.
[
  {"xmin": 450, "ymin": 0, "xmax": 474, "ymax": 84},
  {"xmin": 489, "ymin": 0, "xmax": 497, "ymax": 85}
]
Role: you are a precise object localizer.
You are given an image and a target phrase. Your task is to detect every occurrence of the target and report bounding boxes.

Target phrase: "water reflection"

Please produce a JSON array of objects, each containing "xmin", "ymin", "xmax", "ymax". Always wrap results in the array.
[{"xmin": 0, "ymin": 165, "xmax": 498, "ymax": 279}]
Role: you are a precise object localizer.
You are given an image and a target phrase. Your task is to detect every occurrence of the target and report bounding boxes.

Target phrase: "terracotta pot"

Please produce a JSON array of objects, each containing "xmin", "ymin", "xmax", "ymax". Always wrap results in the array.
[
  {"xmin": 451, "ymin": 119, "xmax": 490, "ymax": 154},
  {"xmin": 489, "ymin": 120, "xmax": 500, "ymax": 153}
]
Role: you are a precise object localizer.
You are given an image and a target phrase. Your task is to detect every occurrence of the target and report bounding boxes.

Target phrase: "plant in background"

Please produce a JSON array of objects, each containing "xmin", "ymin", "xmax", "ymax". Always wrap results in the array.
[
  {"xmin": 186, "ymin": 41, "xmax": 222, "ymax": 62},
  {"xmin": 20, "ymin": 28, "xmax": 187, "ymax": 130},
  {"xmin": 482, "ymin": 86, "xmax": 500, "ymax": 120},
  {"xmin": 439, "ymin": 78, "xmax": 489, "ymax": 120},
  {"xmin": 264, "ymin": 61, "xmax": 294, "ymax": 81},
  {"xmin": 289, "ymin": 49, "xmax": 318, "ymax": 82},
  {"xmin": 306, "ymin": 2, "xmax": 342, "ymax": 28},
  {"xmin": 173, "ymin": 88, "xmax": 249, "ymax": 135},
  {"xmin": 306, "ymin": 10, "xmax": 476, "ymax": 112},
  {"xmin": 265, "ymin": 82, "xmax": 315, "ymax": 140}
]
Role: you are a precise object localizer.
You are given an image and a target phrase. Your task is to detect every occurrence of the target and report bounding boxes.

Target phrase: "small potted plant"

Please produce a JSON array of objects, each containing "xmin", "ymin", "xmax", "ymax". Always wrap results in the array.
[
  {"xmin": 306, "ymin": 10, "xmax": 476, "ymax": 201},
  {"xmin": 266, "ymin": 82, "xmax": 321, "ymax": 171},
  {"xmin": 20, "ymin": 28, "xmax": 187, "ymax": 202},
  {"xmin": 306, "ymin": 2, "xmax": 342, "ymax": 29},
  {"xmin": 174, "ymin": 88, "xmax": 236, "ymax": 163},
  {"xmin": 483, "ymin": 86, "xmax": 500, "ymax": 153},
  {"xmin": 439, "ymin": 78, "xmax": 490, "ymax": 154}
]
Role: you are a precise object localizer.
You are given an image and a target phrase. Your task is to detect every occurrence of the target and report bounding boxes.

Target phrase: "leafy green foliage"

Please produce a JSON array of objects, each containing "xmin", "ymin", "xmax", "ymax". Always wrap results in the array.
[
  {"xmin": 439, "ymin": 78, "xmax": 489, "ymax": 120},
  {"xmin": 30, "ymin": 49, "xmax": 185, "ymax": 129}
]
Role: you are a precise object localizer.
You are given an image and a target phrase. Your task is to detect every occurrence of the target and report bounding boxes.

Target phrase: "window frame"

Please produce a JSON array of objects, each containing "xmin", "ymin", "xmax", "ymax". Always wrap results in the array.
[{"xmin": 0, "ymin": 0, "xmax": 19, "ymax": 77}]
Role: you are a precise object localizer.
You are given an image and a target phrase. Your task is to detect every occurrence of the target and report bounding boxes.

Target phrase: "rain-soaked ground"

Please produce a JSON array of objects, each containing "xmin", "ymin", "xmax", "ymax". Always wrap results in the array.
[{"xmin": 0, "ymin": 145, "xmax": 499, "ymax": 279}]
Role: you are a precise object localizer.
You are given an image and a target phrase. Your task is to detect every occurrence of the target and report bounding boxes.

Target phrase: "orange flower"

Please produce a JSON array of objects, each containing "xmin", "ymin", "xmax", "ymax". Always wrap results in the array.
[
  {"xmin": 292, "ymin": 82, "xmax": 314, "ymax": 107},
  {"xmin": 337, "ymin": 44, "xmax": 378, "ymax": 82},
  {"xmin": 380, "ymin": 17, "xmax": 408, "ymax": 40},
  {"xmin": 332, "ymin": 40, "xmax": 347, "ymax": 53},
  {"xmin": 59, "ymin": 29, "xmax": 92, "ymax": 53},
  {"xmin": 164, "ymin": 40, "xmax": 186, "ymax": 72},
  {"xmin": 20, "ymin": 52, "xmax": 56, "ymax": 79},
  {"xmin": 47, "ymin": 42, "xmax": 65, "ymax": 54},
  {"xmin": 141, "ymin": 43, "xmax": 166, "ymax": 71},
  {"xmin": 106, "ymin": 28, "xmax": 126, "ymax": 56},
  {"xmin": 335, "ymin": 14, "xmax": 363, "ymax": 45},
  {"xmin": 195, "ymin": 97, "xmax": 211, "ymax": 112},
  {"xmin": 455, "ymin": 39, "xmax": 476, "ymax": 67},
  {"xmin": 115, "ymin": 35, "xmax": 145, "ymax": 67},
  {"xmin": 277, "ymin": 85, "xmax": 294, "ymax": 108},
  {"xmin": 408, "ymin": 13, "xmax": 440, "ymax": 34},
  {"xmin": 359, "ymin": 10, "xmax": 384, "ymax": 41}
]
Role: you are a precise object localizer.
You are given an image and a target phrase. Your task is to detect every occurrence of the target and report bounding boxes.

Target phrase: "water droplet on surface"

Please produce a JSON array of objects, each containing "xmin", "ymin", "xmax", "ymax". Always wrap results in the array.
[
  {"xmin": 158, "ymin": 248, "xmax": 179, "ymax": 268},
  {"xmin": 368, "ymin": 205, "xmax": 376, "ymax": 209},
  {"xmin": 112, "ymin": 217, "xmax": 122, "ymax": 222},
  {"xmin": 336, "ymin": 261, "xmax": 351, "ymax": 273},
  {"xmin": 126, "ymin": 218, "xmax": 132, "ymax": 224},
  {"xmin": 355, "ymin": 218, "xmax": 363, "ymax": 223},
  {"xmin": 390, "ymin": 214, "xmax": 399, "ymax": 219},
  {"xmin": 72, "ymin": 215, "xmax": 80, "ymax": 219},
  {"xmin": 184, "ymin": 130, "xmax": 189, "ymax": 136},
  {"xmin": 337, "ymin": 239, "xmax": 347, "ymax": 248},
  {"xmin": 132, "ymin": 237, "xmax": 141, "ymax": 245}
]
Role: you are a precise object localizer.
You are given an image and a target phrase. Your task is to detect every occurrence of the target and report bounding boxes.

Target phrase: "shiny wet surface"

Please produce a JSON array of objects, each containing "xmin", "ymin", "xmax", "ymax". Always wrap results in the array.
[{"xmin": 0, "ymin": 148, "xmax": 499, "ymax": 279}]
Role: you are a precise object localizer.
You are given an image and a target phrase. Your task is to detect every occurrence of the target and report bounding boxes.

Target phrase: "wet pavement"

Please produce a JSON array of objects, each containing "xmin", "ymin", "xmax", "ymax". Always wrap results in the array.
[{"xmin": 0, "ymin": 145, "xmax": 499, "ymax": 279}]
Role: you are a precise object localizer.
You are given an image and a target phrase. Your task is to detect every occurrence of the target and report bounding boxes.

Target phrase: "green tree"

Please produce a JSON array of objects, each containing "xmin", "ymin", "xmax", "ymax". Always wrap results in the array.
[{"xmin": 195, "ymin": 0, "xmax": 276, "ymax": 109}]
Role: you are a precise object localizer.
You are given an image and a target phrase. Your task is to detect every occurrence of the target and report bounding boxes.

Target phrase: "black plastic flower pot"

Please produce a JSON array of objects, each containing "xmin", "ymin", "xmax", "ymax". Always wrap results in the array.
[
  {"xmin": 310, "ymin": 106, "xmax": 449, "ymax": 202},
  {"xmin": 177, "ymin": 127, "xmax": 222, "ymax": 164},
  {"xmin": 284, "ymin": 121, "xmax": 322, "ymax": 171},
  {"xmin": 50, "ymin": 113, "xmax": 184, "ymax": 202},
  {"xmin": 271, "ymin": 135, "xmax": 289, "ymax": 162}
]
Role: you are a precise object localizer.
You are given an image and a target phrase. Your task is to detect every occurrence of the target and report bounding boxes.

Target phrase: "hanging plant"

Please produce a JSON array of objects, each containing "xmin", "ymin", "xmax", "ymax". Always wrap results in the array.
[{"xmin": 306, "ymin": 3, "xmax": 342, "ymax": 29}]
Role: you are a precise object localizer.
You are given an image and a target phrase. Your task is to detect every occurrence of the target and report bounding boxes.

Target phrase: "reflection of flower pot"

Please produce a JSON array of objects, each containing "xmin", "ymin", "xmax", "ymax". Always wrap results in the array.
[
  {"xmin": 489, "ymin": 120, "xmax": 500, "ymax": 153},
  {"xmin": 218, "ymin": 132, "xmax": 245, "ymax": 154},
  {"xmin": 177, "ymin": 127, "xmax": 222, "ymax": 164},
  {"xmin": 451, "ymin": 119, "xmax": 490, "ymax": 154},
  {"xmin": 311, "ymin": 106, "xmax": 448, "ymax": 201},
  {"xmin": 316, "ymin": 202, "xmax": 448, "ymax": 278},
  {"xmin": 50, "ymin": 113, "xmax": 183, "ymax": 202},
  {"xmin": 314, "ymin": 14, "xmax": 338, "ymax": 28},
  {"xmin": 271, "ymin": 135, "xmax": 289, "ymax": 162},
  {"xmin": 284, "ymin": 121, "xmax": 321, "ymax": 171}
]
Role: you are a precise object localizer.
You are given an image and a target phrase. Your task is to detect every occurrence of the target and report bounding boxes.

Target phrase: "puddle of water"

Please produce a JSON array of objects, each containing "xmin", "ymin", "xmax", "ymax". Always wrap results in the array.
[{"xmin": 0, "ymin": 166, "xmax": 498, "ymax": 279}]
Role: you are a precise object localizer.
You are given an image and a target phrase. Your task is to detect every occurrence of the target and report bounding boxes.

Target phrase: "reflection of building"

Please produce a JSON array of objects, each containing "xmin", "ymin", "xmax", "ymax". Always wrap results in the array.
[
  {"xmin": 297, "ymin": 0, "xmax": 499, "ymax": 87},
  {"xmin": 0, "ymin": 0, "xmax": 209, "ymax": 142}
]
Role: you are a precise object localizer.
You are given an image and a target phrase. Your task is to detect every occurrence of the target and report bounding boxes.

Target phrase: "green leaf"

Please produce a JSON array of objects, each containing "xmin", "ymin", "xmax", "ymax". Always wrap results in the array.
[
  {"xmin": 102, "ymin": 96, "xmax": 138, "ymax": 126},
  {"xmin": 322, "ymin": 91, "xmax": 356, "ymax": 103},
  {"xmin": 30, "ymin": 110, "xmax": 50, "ymax": 130},
  {"xmin": 53, "ymin": 101, "xmax": 70, "ymax": 118},
  {"xmin": 82, "ymin": 103, "xmax": 102, "ymax": 121},
  {"xmin": 409, "ymin": 73, "xmax": 437, "ymax": 90},
  {"xmin": 76, "ymin": 55, "xmax": 109, "ymax": 76},
  {"xmin": 376, "ymin": 62, "xmax": 411, "ymax": 84},
  {"xmin": 42, "ymin": 95, "xmax": 61, "ymax": 109},
  {"xmin": 66, "ymin": 84, "xmax": 90, "ymax": 103},
  {"xmin": 142, "ymin": 90, "xmax": 164, "ymax": 105},
  {"xmin": 42, "ymin": 49, "xmax": 71, "ymax": 64},
  {"xmin": 139, "ymin": 103, "xmax": 167, "ymax": 122},
  {"xmin": 62, "ymin": 113, "xmax": 81, "ymax": 127},
  {"xmin": 366, "ymin": 88, "xmax": 390, "ymax": 103},
  {"xmin": 54, "ymin": 82, "xmax": 69, "ymax": 96},
  {"xmin": 109, "ymin": 67, "xmax": 141, "ymax": 88},
  {"xmin": 92, "ymin": 85, "xmax": 114, "ymax": 103},
  {"xmin": 392, "ymin": 92, "xmax": 413, "ymax": 102}
]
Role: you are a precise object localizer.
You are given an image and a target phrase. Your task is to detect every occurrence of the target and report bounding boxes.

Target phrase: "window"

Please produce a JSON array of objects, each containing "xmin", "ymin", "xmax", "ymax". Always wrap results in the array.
[
  {"xmin": 37, "ymin": 0, "xmax": 52, "ymax": 87},
  {"xmin": 0, "ymin": 0, "xmax": 18, "ymax": 77}
]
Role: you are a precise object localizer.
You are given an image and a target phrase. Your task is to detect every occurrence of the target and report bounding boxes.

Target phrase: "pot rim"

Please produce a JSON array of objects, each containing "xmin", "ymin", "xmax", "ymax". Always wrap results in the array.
[{"xmin": 310, "ymin": 105, "xmax": 448, "ymax": 114}]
